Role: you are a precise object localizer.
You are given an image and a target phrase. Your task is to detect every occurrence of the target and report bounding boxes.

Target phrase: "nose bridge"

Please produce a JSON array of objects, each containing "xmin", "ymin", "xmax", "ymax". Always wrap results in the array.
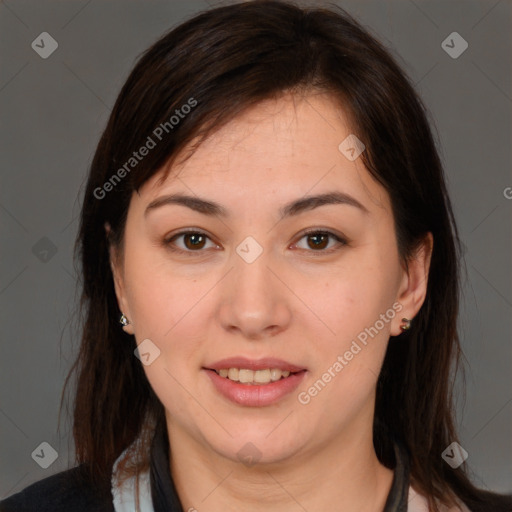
[
  {"xmin": 219, "ymin": 233, "xmax": 290, "ymax": 336},
  {"xmin": 233, "ymin": 234, "xmax": 275, "ymax": 301}
]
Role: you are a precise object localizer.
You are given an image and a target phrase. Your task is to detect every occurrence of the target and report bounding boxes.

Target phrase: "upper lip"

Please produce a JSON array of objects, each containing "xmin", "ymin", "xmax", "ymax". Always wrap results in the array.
[{"xmin": 205, "ymin": 357, "xmax": 306, "ymax": 372}]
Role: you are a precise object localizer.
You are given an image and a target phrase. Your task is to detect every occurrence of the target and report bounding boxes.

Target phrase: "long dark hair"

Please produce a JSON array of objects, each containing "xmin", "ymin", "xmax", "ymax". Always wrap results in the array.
[{"xmin": 61, "ymin": 1, "xmax": 511, "ymax": 510}]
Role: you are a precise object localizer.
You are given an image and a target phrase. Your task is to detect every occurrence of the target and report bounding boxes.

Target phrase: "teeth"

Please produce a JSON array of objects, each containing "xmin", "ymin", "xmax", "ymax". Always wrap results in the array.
[
  {"xmin": 215, "ymin": 368, "xmax": 293, "ymax": 384},
  {"xmin": 271, "ymin": 369, "xmax": 283, "ymax": 381},
  {"xmin": 254, "ymin": 369, "xmax": 271, "ymax": 383},
  {"xmin": 239, "ymin": 369, "xmax": 254, "ymax": 383}
]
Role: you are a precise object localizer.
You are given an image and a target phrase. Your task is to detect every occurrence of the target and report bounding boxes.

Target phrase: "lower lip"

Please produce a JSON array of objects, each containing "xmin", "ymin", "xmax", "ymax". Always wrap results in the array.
[{"xmin": 204, "ymin": 369, "xmax": 307, "ymax": 407}]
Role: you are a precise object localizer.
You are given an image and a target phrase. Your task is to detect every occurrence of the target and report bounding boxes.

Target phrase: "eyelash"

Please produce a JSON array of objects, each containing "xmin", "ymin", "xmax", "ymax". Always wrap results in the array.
[{"xmin": 163, "ymin": 228, "xmax": 348, "ymax": 256}]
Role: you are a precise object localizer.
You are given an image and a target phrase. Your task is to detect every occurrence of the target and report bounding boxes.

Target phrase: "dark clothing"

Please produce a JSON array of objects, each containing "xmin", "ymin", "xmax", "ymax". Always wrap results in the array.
[
  {"xmin": 0, "ymin": 423, "xmax": 409, "ymax": 512},
  {"xmin": 0, "ymin": 464, "xmax": 114, "ymax": 512},
  {"xmin": 0, "ymin": 422, "xmax": 508, "ymax": 511}
]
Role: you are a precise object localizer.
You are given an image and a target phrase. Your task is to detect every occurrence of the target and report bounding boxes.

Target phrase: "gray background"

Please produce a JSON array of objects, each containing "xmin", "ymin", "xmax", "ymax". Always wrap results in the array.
[{"xmin": 1, "ymin": 0, "xmax": 511, "ymax": 499}]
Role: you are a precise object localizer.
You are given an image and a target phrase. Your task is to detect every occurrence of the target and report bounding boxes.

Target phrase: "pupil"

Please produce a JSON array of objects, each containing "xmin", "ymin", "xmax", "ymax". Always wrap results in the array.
[
  {"xmin": 186, "ymin": 234, "xmax": 204, "ymax": 249},
  {"xmin": 309, "ymin": 233, "xmax": 327, "ymax": 249}
]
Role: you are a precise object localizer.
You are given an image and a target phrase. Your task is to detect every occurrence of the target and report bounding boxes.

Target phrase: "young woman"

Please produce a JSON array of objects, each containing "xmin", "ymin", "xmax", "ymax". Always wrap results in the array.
[{"xmin": 1, "ymin": 1, "xmax": 510, "ymax": 511}]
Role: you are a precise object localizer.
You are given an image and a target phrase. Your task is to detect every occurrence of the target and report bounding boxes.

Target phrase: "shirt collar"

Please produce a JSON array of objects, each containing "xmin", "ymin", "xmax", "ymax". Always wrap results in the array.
[{"xmin": 149, "ymin": 418, "xmax": 183, "ymax": 512}]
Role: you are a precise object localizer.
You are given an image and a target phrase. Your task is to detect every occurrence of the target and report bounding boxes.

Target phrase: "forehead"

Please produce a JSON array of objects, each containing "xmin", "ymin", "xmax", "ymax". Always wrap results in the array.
[{"xmin": 136, "ymin": 93, "xmax": 390, "ymax": 216}]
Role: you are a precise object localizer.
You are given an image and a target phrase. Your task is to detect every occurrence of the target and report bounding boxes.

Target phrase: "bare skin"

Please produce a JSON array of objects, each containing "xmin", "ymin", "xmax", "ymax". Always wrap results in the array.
[{"xmin": 108, "ymin": 91, "xmax": 433, "ymax": 512}]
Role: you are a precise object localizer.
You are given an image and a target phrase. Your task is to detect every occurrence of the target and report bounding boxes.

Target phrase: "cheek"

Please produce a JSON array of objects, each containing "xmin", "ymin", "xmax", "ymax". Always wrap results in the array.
[
  {"xmin": 120, "ymin": 252, "xmax": 199, "ymax": 383},
  {"xmin": 123, "ymin": 245, "xmax": 191, "ymax": 331},
  {"xmin": 127, "ymin": 268, "xmax": 209, "ymax": 418},
  {"xmin": 296, "ymin": 281, "xmax": 392, "ymax": 424},
  {"xmin": 304, "ymin": 260, "xmax": 396, "ymax": 339},
  {"xmin": 296, "ymin": 258, "xmax": 399, "ymax": 408}
]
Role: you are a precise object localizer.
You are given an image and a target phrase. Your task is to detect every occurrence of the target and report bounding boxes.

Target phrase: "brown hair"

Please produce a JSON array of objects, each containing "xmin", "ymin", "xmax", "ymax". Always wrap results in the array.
[{"xmin": 61, "ymin": 1, "xmax": 511, "ymax": 510}]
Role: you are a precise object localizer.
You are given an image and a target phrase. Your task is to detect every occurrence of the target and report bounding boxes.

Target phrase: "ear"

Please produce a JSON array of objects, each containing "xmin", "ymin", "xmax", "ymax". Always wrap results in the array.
[
  {"xmin": 391, "ymin": 232, "xmax": 433, "ymax": 336},
  {"xmin": 105, "ymin": 222, "xmax": 135, "ymax": 335}
]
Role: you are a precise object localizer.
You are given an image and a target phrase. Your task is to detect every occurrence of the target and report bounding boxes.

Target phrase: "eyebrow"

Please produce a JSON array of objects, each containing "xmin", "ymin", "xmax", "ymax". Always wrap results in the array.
[{"xmin": 144, "ymin": 191, "xmax": 370, "ymax": 220}]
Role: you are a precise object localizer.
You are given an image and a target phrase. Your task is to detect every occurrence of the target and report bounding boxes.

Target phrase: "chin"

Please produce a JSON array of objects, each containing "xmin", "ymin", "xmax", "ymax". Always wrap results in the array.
[{"xmin": 206, "ymin": 428, "xmax": 307, "ymax": 467}]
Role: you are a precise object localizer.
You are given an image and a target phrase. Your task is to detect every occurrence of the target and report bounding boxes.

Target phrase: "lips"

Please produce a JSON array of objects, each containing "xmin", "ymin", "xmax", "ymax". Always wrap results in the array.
[
  {"xmin": 205, "ymin": 356, "xmax": 305, "ymax": 373},
  {"xmin": 203, "ymin": 356, "xmax": 307, "ymax": 407}
]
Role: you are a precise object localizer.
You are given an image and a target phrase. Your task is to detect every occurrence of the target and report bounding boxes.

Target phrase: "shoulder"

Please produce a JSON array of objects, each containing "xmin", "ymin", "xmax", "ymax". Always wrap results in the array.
[{"xmin": 0, "ymin": 464, "xmax": 115, "ymax": 512}]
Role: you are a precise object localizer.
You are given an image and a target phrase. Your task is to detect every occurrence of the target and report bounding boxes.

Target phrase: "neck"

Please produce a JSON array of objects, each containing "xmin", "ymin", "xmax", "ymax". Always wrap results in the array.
[{"xmin": 165, "ymin": 415, "xmax": 395, "ymax": 512}]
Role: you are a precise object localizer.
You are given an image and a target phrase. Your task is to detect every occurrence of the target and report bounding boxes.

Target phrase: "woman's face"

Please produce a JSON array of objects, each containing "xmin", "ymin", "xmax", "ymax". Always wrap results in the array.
[{"xmin": 109, "ymin": 92, "xmax": 432, "ymax": 466}]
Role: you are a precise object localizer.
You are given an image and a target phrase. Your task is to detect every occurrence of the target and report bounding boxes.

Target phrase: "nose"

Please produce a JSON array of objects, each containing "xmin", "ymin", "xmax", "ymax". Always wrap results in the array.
[{"xmin": 217, "ymin": 243, "xmax": 292, "ymax": 340}]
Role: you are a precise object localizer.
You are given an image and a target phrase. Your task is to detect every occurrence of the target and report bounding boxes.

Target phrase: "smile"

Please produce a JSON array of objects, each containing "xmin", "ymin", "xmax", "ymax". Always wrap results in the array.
[
  {"xmin": 214, "ymin": 368, "xmax": 295, "ymax": 384},
  {"xmin": 204, "ymin": 369, "xmax": 307, "ymax": 407}
]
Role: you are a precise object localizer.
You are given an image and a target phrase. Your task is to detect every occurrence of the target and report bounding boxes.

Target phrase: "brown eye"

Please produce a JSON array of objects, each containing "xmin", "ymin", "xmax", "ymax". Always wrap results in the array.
[
  {"xmin": 182, "ymin": 232, "xmax": 207, "ymax": 250},
  {"xmin": 306, "ymin": 232, "xmax": 329, "ymax": 250},
  {"xmin": 164, "ymin": 230, "xmax": 217, "ymax": 254},
  {"xmin": 164, "ymin": 228, "xmax": 347, "ymax": 257},
  {"xmin": 294, "ymin": 230, "xmax": 347, "ymax": 253}
]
